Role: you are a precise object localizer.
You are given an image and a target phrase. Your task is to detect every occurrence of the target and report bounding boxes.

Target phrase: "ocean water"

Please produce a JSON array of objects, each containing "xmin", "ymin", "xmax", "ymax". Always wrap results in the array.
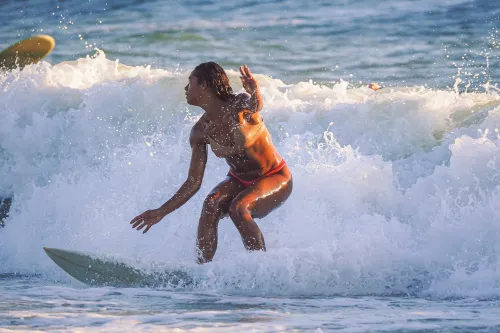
[{"xmin": 1, "ymin": 0, "xmax": 500, "ymax": 332}]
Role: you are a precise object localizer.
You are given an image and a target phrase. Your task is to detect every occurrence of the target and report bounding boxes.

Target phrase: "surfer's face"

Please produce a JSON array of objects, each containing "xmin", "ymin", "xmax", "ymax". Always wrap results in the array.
[{"xmin": 185, "ymin": 73, "xmax": 205, "ymax": 106}]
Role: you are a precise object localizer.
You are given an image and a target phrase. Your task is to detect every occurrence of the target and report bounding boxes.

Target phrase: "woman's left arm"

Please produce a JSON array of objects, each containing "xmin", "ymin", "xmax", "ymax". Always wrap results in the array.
[{"xmin": 238, "ymin": 65, "xmax": 263, "ymax": 113}]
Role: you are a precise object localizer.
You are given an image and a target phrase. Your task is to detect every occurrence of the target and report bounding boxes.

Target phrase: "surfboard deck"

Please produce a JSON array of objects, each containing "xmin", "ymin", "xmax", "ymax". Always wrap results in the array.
[
  {"xmin": 0, "ymin": 35, "xmax": 55, "ymax": 70},
  {"xmin": 43, "ymin": 247, "xmax": 193, "ymax": 288}
]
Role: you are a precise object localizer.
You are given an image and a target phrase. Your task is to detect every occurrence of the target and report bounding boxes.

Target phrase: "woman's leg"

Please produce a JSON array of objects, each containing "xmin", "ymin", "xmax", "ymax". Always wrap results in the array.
[
  {"xmin": 197, "ymin": 176, "xmax": 245, "ymax": 263},
  {"xmin": 229, "ymin": 165, "xmax": 293, "ymax": 251}
]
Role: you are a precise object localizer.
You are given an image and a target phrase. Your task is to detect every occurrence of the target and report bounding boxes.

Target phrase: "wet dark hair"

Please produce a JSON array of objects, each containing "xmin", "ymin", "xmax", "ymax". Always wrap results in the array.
[{"xmin": 192, "ymin": 62, "xmax": 233, "ymax": 101}]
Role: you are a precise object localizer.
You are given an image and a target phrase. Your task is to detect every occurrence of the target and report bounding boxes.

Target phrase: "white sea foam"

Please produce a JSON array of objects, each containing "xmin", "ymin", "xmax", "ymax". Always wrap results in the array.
[{"xmin": 1, "ymin": 52, "xmax": 499, "ymax": 297}]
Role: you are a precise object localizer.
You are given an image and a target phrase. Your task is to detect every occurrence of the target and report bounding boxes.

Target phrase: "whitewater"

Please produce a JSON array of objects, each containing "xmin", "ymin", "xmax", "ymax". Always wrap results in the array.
[{"xmin": 1, "ymin": 52, "xmax": 500, "ymax": 331}]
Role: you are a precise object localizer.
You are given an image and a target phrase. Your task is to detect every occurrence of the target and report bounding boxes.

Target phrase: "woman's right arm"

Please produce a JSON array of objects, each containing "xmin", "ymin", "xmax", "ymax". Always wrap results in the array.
[
  {"xmin": 130, "ymin": 120, "xmax": 208, "ymax": 233},
  {"xmin": 156, "ymin": 120, "xmax": 208, "ymax": 215}
]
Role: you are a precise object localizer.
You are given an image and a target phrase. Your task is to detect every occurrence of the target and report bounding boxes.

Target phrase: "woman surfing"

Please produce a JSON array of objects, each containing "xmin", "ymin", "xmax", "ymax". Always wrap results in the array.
[{"xmin": 130, "ymin": 62, "xmax": 293, "ymax": 263}]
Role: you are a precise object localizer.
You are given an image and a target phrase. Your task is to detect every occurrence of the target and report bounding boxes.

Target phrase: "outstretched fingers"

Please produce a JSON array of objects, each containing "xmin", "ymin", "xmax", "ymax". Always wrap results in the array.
[
  {"xmin": 132, "ymin": 220, "xmax": 144, "ymax": 229},
  {"xmin": 143, "ymin": 224, "xmax": 153, "ymax": 234},
  {"xmin": 130, "ymin": 213, "xmax": 144, "ymax": 226},
  {"xmin": 240, "ymin": 65, "xmax": 253, "ymax": 80},
  {"xmin": 244, "ymin": 64, "xmax": 253, "ymax": 78},
  {"xmin": 136, "ymin": 222, "xmax": 147, "ymax": 231},
  {"xmin": 130, "ymin": 212, "xmax": 150, "ymax": 231},
  {"xmin": 130, "ymin": 212, "xmax": 162, "ymax": 233},
  {"xmin": 239, "ymin": 66, "xmax": 248, "ymax": 84}
]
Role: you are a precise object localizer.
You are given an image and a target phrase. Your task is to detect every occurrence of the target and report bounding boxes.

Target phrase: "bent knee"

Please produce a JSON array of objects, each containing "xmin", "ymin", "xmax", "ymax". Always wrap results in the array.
[
  {"xmin": 202, "ymin": 192, "xmax": 225, "ymax": 216},
  {"xmin": 229, "ymin": 200, "xmax": 251, "ymax": 220}
]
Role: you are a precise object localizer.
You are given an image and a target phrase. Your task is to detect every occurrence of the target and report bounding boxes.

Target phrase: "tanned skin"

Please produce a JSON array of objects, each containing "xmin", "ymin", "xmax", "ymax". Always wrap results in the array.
[{"xmin": 130, "ymin": 64, "xmax": 292, "ymax": 263}]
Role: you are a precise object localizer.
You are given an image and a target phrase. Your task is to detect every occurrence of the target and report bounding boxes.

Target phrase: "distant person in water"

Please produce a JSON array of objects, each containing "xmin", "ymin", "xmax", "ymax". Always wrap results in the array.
[
  {"xmin": 368, "ymin": 82, "xmax": 382, "ymax": 91},
  {"xmin": 130, "ymin": 62, "xmax": 293, "ymax": 263}
]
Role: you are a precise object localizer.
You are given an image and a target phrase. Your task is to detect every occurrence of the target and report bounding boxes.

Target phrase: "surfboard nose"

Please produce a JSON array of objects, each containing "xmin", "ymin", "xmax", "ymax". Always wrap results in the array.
[{"xmin": 43, "ymin": 247, "xmax": 65, "ymax": 259}]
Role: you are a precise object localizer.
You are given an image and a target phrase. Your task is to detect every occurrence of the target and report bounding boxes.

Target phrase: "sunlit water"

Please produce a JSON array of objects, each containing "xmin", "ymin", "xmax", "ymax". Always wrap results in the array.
[{"xmin": 1, "ymin": 0, "xmax": 500, "ymax": 331}]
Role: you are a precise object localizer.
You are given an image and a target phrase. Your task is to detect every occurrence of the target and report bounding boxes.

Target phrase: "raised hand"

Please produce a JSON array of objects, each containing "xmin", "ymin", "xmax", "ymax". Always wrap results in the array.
[
  {"xmin": 239, "ymin": 65, "xmax": 258, "ymax": 94},
  {"xmin": 130, "ymin": 209, "xmax": 165, "ymax": 234}
]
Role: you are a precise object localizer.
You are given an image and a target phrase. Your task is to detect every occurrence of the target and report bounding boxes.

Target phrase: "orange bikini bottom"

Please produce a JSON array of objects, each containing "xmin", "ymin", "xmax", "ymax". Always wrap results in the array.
[{"xmin": 229, "ymin": 159, "xmax": 287, "ymax": 187}]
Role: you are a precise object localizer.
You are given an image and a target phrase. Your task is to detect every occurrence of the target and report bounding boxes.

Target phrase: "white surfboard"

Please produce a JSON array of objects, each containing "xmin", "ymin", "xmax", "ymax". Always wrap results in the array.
[{"xmin": 43, "ymin": 247, "xmax": 193, "ymax": 288}]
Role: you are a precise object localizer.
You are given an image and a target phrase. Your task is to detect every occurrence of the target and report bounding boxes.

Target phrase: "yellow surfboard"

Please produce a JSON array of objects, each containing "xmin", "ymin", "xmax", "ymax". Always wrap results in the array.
[{"xmin": 0, "ymin": 35, "xmax": 55, "ymax": 70}]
